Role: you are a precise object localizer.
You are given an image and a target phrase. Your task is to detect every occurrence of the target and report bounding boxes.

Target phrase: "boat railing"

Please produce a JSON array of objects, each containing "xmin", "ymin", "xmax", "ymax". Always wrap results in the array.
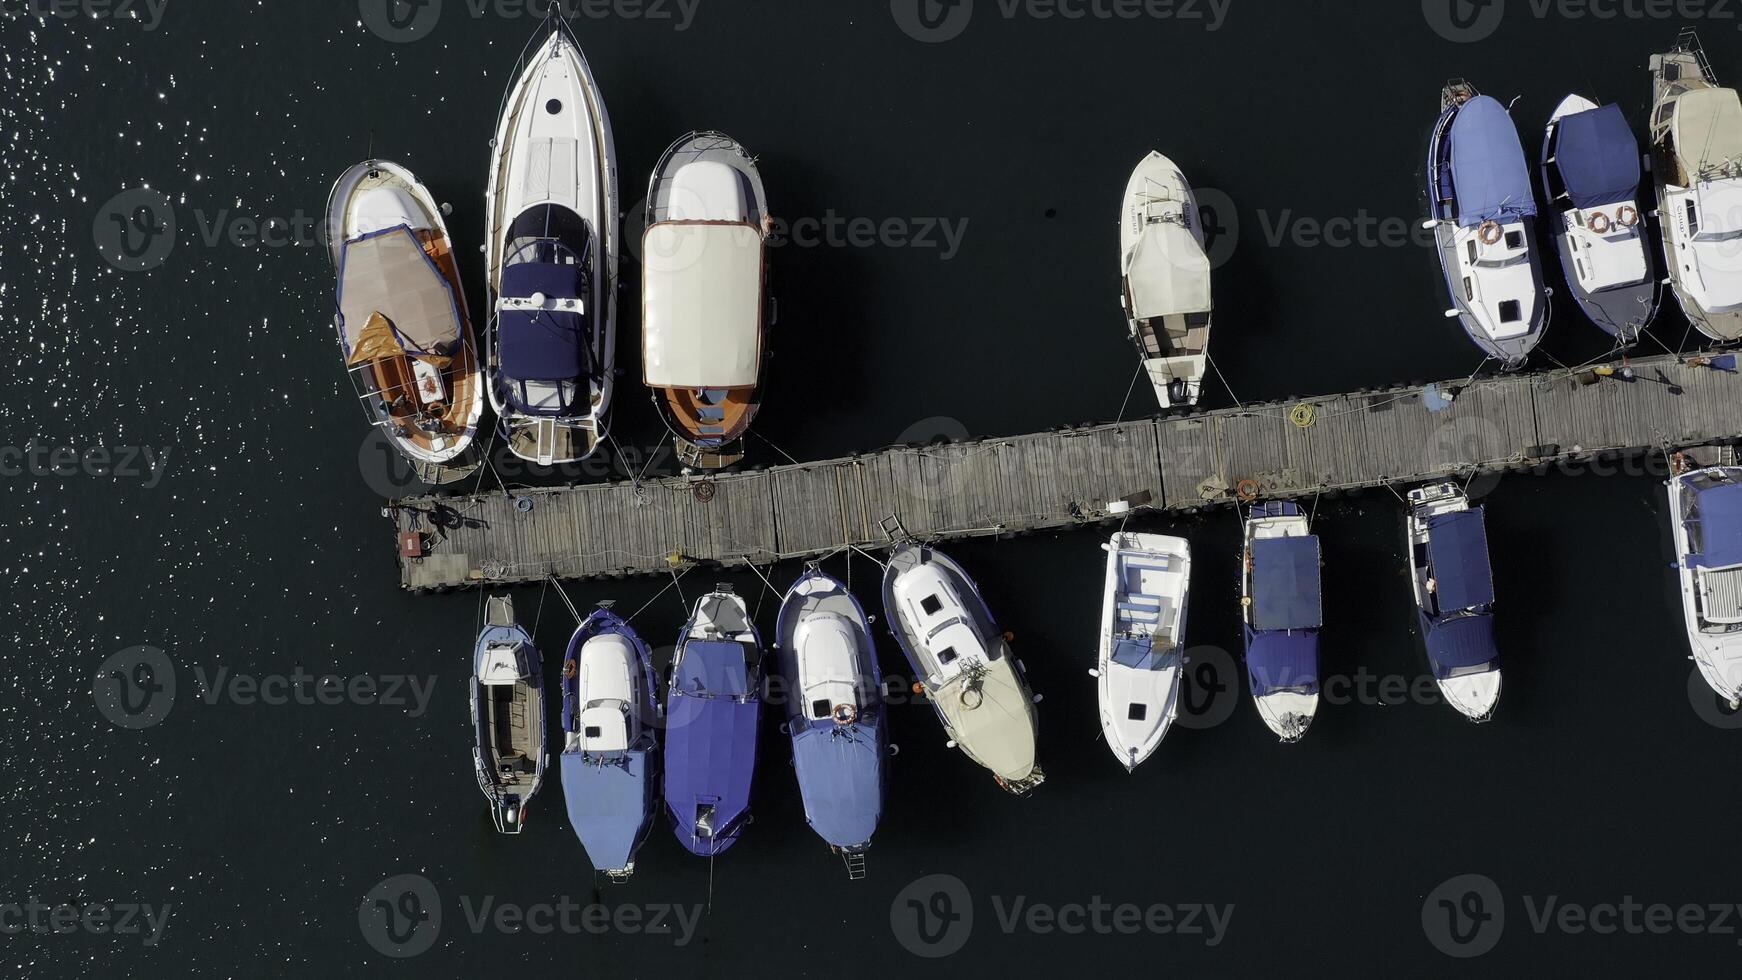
[{"xmin": 1676, "ymin": 28, "xmax": 1715, "ymax": 84}]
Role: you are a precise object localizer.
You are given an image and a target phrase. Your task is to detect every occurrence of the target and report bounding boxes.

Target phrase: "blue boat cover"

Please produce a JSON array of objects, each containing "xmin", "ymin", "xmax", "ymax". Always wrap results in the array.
[
  {"xmin": 1247, "ymin": 632, "xmax": 1320, "ymax": 696},
  {"xmin": 790, "ymin": 723, "xmax": 883, "ymax": 849},
  {"xmin": 664, "ymin": 692, "xmax": 759, "ymax": 857},
  {"xmin": 1112, "ymin": 636, "xmax": 1165, "ymax": 670},
  {"xmin": 1692, "ymin": 483, "xmax": 1742, "ymax": 569},
  {"xmin": 1252, "ymin": 537, "xmax": 1323, "ymax": 631},
  {"xmin": 674, "ymin": 640, "xmax": 753, "ymax": 697},
  {"xmin": 1451, "ymin": 96, "xmax": 1538, "ymax": 228},
  {"xmin": 1424, "ymin": 614, "xmax": 1499, "ymax": 677},
  {"xmin": 503, "ymin": 260, "xmax": 582, "ymax": 302},
  {"xmin": 561, "ymin": 748, "xmax": 653, "ymax": 873},
  {"xmin": 499, "ymin": 309, "xmax": 585, "ymax": 382},
  {"xmin": 1428, "ymin": 508, "xmax": 1495, "ymax": 611},
  {"xmin": 1557, "ymin": 104, "xmax": 1641, "ymax": 210}
]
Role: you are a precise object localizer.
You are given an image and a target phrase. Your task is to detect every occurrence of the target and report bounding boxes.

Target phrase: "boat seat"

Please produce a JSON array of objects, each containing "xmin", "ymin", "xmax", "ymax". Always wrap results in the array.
[
  {"xmin": 1121, "ymin": 593, "xmax": 1163, "ymax": 607},
  {"xmin": 1121, "ymin": 555, "xmax": 1171, "ymax": 571}
]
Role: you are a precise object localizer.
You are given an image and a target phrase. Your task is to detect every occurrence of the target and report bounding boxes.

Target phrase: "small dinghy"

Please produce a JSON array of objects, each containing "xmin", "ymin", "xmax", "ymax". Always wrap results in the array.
[
  {"xmin": 883, "ymin": 543, "xmax": 1043, "ymax": 794},
  {"xmin": 472, "ymin": 596, "xmax": 546, "ymax": 833},
  {"xmin": 484, "ymin": 21, "xmax": 620, "ymax": 465},
  {"xmin": 642, "ymin": 131, "xmax": 773, "ymax": 470},
  {"xmin": 1427, "ymin": 81, "xmax": 1551, "ymax": 371},
  {"xmin": 1651, "ymin": 31, "xmax": 1742, "ymax": 345},
  {"xmin": 326, "ymin": 159, "xmax": 483, "ymax": 484},
  {"xmin": 1667, "ymin": 457, "xmax": 1742, "ymax": 706},
  {"xmin": 1406, "ymin": 483, "xmax": 1502, "ymax": 723},
  {"xmin": 1540, "ymin": 96, "xmax": 1657, "ymax": 346},
  {"xmin": 1119, "ymin": 151, "xmax": 1213, "ymax": 409},
  {"xmin": 560, "ymin": 604, "xmax": 660, "ymax": 882},
  {"xmin": 1241, "ymin": 502, "xmax": 1322, "ymax": 743},
  {"xmin": 774, "ymin": 567, "xmax": 887, "ymax": 879},
  {"xmin": 664, "ymin": 586, "xmax": 763, "ymax": 857},
  {"xmin": 1092, "ymin": 532, "xmax": 1189, "ymax": 770}
]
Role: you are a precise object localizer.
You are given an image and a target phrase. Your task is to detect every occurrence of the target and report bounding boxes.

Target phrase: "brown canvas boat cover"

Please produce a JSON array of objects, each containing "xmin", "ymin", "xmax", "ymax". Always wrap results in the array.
[
  {"xmin": 339, "ymin": 226, "xmax": 464, "ymax": 358},
  {"xmin": 346, "ymin": 312, "xmax": 407, "ymax": 366}
]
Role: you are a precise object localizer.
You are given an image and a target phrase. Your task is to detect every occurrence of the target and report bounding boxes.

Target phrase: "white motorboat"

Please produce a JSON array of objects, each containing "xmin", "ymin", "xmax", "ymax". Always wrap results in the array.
[
  {"xmin": 1406, "ymin": 483, "xmax": 1502, "ymax": 723},
  {"xmin": 484, "ymin": 21, "xmax": 619, "ymax": 465},
  {"xmin": 1091, "ymin": 532, "xmax": 1189, "ymax": 770},
  {"xmin": 1240, "ymin": 502, "xmax": 1322, "ymax": 743},
  {"xmin": 1667, "ymin": 460, "xmax": 1742, "ymax": 706},
  {"xmin": 1119, "ymin": 151, "xmax": 1213, "ymax": 409}
]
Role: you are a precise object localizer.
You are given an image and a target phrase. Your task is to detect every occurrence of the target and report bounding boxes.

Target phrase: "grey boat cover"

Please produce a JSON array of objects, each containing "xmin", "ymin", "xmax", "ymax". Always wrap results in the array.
[
  {"xmin": 338, "ymin": 226, "xmax": 463, "ymax": 357},
  {"xmin": 1126, "ymin": 223, "xmax": 1212, "ymax": 320}
]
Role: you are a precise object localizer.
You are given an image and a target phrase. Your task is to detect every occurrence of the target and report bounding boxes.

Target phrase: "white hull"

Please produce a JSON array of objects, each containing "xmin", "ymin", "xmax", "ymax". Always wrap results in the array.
[
  {"xmin": 1668, "ymin": 466, "xmax": 1742, "ymax": 704},
  {"xmin": 484, "ymin": 26, "xmax": 619, "ymax": 464},
  {"xmin": 1094, "ymin": 532, "xmax": 1189, "ymax": 770},
  {"xmin": 1120, "ymin": 152, "xmax": 1212, "ymax": 410},
  {"xmin": 1406, "ymin": 483, "xmax": 1501, "ymax": 723},
  {"xmin": 326, "ymin": 159, "xmax": 483, "ymax": 468},
  {"xmin": 1241, "ymin": 509, "xmax": 1319, "ymax": 743}
]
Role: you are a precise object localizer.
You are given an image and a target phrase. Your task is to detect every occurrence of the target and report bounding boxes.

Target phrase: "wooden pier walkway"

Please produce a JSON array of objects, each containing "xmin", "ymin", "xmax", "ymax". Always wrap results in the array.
[{"xmin": 392, "ymin": 352, "xmax": 1742, "ymax": 591}]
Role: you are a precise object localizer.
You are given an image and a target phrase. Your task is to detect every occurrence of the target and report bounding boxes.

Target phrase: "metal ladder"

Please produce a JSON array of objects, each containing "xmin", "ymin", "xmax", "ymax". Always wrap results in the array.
[{"xmin": 841, "ymin": 851, "xmax": 867, "ymax": 881}]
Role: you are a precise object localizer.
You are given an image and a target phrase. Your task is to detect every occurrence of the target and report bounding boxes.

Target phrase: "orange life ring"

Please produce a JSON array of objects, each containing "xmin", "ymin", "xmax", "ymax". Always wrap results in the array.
[
  {"xmin": 1673, "ymin": 452, "xmax": 1691, "ymax": 475},
  {"xmin": 1478, "ymin": 220, "xmax": 1504, "ymax": 245},
  {"xmin": 1589, "ymin": 211, "xmax": 1612, "ymax": 235},
  {"xmin": 832, "ymin": 703, "xmax": 858, "ymax": 725},
  {"xmin": 562, "ymin": 659, "xmax": 578, "ymax": 679},
  {"xmin": 1235, "ymin": 479, "xmax": 1261, "ymax": 502},
  {"xmin": 1616, "ymin": 205, "xmax": 1639, "ymax": 228}
]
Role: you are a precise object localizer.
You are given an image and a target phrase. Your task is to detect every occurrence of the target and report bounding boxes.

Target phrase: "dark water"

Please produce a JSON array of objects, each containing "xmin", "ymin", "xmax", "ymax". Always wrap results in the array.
[{"xmin": 7, "ymin": 1, "xmax": 1742, "ymax": 975}]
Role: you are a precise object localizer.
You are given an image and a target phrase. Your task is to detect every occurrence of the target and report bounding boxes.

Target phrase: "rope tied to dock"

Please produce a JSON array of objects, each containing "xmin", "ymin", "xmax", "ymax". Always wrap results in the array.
[{"xmin": 1289, "ymin": 403, "xmax": 1317, "ymax": 428}]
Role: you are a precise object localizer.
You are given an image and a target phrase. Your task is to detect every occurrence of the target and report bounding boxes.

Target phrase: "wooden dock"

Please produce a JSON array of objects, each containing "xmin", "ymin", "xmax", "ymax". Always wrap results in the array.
[{"xmin": 392, "ymin": 352, "xmax": 1742, "ymax": 591}]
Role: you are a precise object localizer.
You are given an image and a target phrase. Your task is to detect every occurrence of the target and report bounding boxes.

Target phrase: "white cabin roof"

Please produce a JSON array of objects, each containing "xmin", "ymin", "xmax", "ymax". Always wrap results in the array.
[
  {"xmin": 795, "ymin": 614, "xmax": 860, "ymax": 717},
  {"xmin": 642, "ymin": 221, "xmax": 764, "ymax": 389},
  {"xmin": 1125, "ymin": 223, "xmax": 1212, "ymax": 320},
  {"xmin": 577, "ymin": 703, "xmax": 630, "ymax": 751}
]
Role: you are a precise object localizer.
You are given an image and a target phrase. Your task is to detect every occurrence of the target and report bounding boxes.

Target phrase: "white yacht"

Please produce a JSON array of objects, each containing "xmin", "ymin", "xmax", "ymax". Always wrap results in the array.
[
  {"xmin": 1091, "ymin": 532, "xmax": 1189, "ymax": 770},
  {"xmin": 1427, "ymin": 81, "xmax": 1551, "ymax": 371},
  {"xmin": 483, "ymin": 21, "xmax": 619, "ymax": 465},
  {"xmin": 1667, "ymin": 461, "xmax": 1742, "ymax": 706},
  {"xmin": 1406, "ymin": 483, "xmax": 1502, "ymax": 723},
  {"xmin": 1650, "ymin": 31, "xmax": 1742, "ymax": 344},
  {"xmin": 1240, "ymin": 503, "xmax": 1321, "ymax": 743},
  {"xmin": 1119, "ymin": 151, "xmax": 1213, "ymax": 409}
]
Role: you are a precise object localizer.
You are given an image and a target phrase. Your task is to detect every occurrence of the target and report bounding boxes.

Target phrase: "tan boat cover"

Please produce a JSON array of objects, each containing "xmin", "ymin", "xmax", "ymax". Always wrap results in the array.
[
  {"xmin": 346, "ymin": 312, "xmax": 407, "ymax": 366},
  {"xmin": 1126, "ymin": 223, "xmax": 1213, "ymax": 320},
  {"xmin": 933, "ymin": 660, "xmax": 1037, "ymax": 781},
  {"xmin": 642, "ymin": 221, "xmax": 764, "ymax": 389},
  {"xmin": 1674, "ymin": 87, "xmax": 1742, "ymax": 174},
  {"xmin": 339, "ymin": 226, "xmax": 463, "ymax": 357}
]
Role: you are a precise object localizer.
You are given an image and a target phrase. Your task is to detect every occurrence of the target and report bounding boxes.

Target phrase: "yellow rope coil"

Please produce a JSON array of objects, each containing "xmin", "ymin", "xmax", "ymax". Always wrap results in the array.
[{"xmin": 1290, "ymin": 403, "xmax": 1317, "ymax": 428}]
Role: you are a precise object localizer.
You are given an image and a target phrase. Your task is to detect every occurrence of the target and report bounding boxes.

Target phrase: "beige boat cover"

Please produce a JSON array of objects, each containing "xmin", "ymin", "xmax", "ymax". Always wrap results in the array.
[
  {"xmin": 642, "ymin": 221, "xmax": 764, "ymax": 389},
  {"xmin": 1126, "ymin": 223, "xmax": 1213, "ymax": 320},
  {"xmin": 932, "ymin": 660, "xmax": 1037, "ymax": 781},
  {"xmin": 1674, "ymin": 87, "xmax": 1742, "ymax": 174},
  {"xmin": 339, "ymin": 226, "xmax": 462, "ymax": 358}
]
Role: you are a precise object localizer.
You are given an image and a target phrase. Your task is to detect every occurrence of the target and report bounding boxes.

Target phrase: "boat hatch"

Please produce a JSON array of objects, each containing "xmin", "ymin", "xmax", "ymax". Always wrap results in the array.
[
  {"xmin": 1127, "ymin": 702, "xmax": 1147, "ymax": 721},
  {"xmin": 480, "ymin": 643, "xmax": 526, "ymax": 685},
  {"xmin": 1700, "ymin": 568, "xmax": 1742, "ymax": 624}
]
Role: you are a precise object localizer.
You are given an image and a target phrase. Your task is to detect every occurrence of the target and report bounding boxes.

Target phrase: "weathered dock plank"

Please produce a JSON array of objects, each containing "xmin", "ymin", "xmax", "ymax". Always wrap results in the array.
[{"xmin": 393, "ymin": 353, "xmax": 1742, "ymax": 591}]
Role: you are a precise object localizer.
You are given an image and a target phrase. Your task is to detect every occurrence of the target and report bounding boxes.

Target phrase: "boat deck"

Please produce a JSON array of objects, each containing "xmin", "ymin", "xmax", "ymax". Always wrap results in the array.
[{"xmin": 393, "ymin": 352, "xmax": 1742, "ymax": 591}]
